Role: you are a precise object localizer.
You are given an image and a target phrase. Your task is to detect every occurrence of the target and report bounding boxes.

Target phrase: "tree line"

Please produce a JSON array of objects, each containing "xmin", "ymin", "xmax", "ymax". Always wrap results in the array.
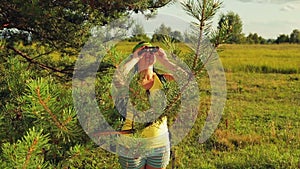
[{"xmin": 126, "ymin": 11, "xmax": 300, "ymax": 45}]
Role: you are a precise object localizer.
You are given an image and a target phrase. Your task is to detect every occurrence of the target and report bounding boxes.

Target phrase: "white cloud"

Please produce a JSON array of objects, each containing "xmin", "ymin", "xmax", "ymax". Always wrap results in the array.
[
  {"xmin": 280, "ymin": 3, "xmax": 297, "ymax": 11},
  {"xmin": 236, "ymin": 0, "xmax": 300, "ymax": 11},
  {"xmin": 281, "ymin": 1, "xmax": 300, "ymax": 11}
]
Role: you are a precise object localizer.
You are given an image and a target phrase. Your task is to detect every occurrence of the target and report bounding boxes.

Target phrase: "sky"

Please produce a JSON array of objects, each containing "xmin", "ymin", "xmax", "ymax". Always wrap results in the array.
[{"xmin": 132, "ymin": 0, "xmax": 300, "ymax": 39}]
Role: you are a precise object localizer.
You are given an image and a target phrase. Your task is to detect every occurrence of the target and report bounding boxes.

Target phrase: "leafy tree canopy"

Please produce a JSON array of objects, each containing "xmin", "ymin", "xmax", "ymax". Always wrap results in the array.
[
  {"xmin": 217, "ymin": 11, "xmax": 243, "ymax": 44},
  {"xmin": 1, "ymin": 0, "xmax": 172, "ymax": 49},
  {"xmin": 289, "ymin": 29, "xmax": 300, "ymax": 43}
]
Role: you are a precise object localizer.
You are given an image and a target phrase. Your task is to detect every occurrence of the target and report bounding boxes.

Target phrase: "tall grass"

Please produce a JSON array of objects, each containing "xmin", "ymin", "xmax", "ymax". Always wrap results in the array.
[{"xmin": 218, "ymin": 44, "xmax": 300, "ymax": 74}]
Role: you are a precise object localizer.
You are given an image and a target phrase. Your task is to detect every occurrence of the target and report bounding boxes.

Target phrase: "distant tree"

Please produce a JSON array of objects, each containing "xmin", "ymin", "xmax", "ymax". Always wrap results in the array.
[
  {"xmin": 170, "ymin": 30, "xmax": 184, "ymax": 42},
  {"xmin": 151, "ymin": 34, "xmax": 163, "ymax": 42},
  {"xmin": 289, "ymin": 29, "xmax": 300, "ymax": 44},
  {"xmin": 259, "ymin": 37, "xmax": 267, "ymax": 44},
  {"xmin": 128, "ymin": 23, "xmax": 151, "ymax": 42},
  {"xmin": 210, "ymin": 15, "xmax": 230, "ymax": 47},
  {"xmin": 217, "ymin": 11, "xmax": 243, "ymax": 44},
  {"xmin": 154, "ymin": 23, "xmax": 172, "ymax": 35},
  {"xmin": 151, "ymin": 24, "xmax": 170, "ymax": 42},
  {"xmin": 246, "ymin": 33, "xmax": 267, "ymax": 44},
  {"xmin": 247, "ymin": 33, "xmax": 259, "ymax": 44},
  {"xmin": 275, "ymin": 34, "xmax": 290, "ymax": 44},
  {"xmin": 131, "ymin": 23, "xmax": 146, "ymax": 36},
  {"xmin": 183, "ymin": 30, "xmax": 192, "ymax": 43},
  {"xmin": 267, "ymin": 38, "xmax": 276, "ymax": 44},
  {"xmin": 151, "ymin": 24, "xmax": 183, "ymax": 42}
]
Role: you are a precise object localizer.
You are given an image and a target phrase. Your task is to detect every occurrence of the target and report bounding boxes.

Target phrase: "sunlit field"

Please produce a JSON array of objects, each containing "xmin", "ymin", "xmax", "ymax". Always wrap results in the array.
[
  {"xmin": 108, "ymin": 43, "xmax": 300, "ymax": 168},
  {"xmin": 218, "ymin": 44, "xmax": 300, "ymax": 74}
]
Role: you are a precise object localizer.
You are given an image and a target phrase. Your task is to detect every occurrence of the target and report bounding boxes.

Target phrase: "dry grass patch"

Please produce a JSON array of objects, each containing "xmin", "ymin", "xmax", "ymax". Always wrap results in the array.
[{"xmin": 214, "ymin": 129, "xmax": 262, "ymax": 150}]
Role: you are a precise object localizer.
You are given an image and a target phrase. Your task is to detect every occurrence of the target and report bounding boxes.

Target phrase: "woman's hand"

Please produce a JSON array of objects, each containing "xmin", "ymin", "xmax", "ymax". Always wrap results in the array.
[
  {"xmin": 156, "ymin": 48, "xmax": 192, "ymax": 81},
  {"xmin": 132, "ymin": 46, "xmax": 146, "ymax": 59},
  {"xmin": 156, "ymin": 47, "xmax": 167, "ymax": 58},
  {"xmin": 163, "ymin": 73, "xmax": 175, "ymax": 81}
]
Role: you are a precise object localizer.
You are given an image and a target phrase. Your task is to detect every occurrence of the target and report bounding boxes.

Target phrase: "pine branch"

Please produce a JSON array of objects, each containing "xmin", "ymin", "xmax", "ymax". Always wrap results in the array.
[
  {"xmin": 36, "ymin": 87, "xmax": 67, "ymax": 131},
  {"xmin": 61, "ymin": 116, "xmax": 72, "ymax": 128},
  {"xmin": 22, "ymin": 138, "xmax": 38, "ymax": 169},
  {"xmin": 164, "ymin": 74, "xmax": 193, "ymax": 113},
  {"xmin": 193, "ymin": 45, "xmax": 215, "ymax": 75},
  {"xmin": 193, "ymin": 0, "xmax": 206, "ymax": 69},
  {"xmin": 1, "ymin": 127, "xmax": 50, "ymax": 168},
  {"xmin": 6, "ymin": 45, "xmax": 73, "ymax": 75}
]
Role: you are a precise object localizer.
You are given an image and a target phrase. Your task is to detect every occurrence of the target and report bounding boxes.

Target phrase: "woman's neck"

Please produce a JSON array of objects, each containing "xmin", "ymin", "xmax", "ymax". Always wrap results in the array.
[{"xmin": 139, "ymin": 67, "xmax": 154, "ymax": 81}]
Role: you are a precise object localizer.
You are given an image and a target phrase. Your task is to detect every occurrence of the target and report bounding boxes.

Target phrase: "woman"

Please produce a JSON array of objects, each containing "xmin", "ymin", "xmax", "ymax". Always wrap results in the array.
[{"xmin": 115, "ymin": 41, "xmax": 183, "ymax": 169}]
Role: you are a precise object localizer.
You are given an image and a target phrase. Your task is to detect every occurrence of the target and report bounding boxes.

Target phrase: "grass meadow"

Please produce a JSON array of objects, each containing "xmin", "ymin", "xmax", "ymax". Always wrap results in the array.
[
  {"xmin": 109, "ymin": 43, "xmax": 300, "ymax": 168},
  {"xmin": 218, "ymin": 44, "xmax": 300, "ymax": 74}
]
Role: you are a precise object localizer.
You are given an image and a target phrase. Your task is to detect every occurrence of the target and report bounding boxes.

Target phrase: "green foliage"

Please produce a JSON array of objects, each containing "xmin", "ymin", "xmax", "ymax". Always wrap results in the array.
[
  {"xmin": 275, "ymin": 34, "xmax": 290, "ymax": 44},
  {"xmin": 289, "ymin": 29, "xmax": 300, "ymax": 43},
  {"xmin": 160, "ymin": 36, "xmax": 184, "ymax": 57},
  {"xmin": 0, "ymin": 57, "xmax": 33, "ymax": 143},
  {"xmin": 0, "ymin": 114, "xmax": 5, "ymax": 145},
  {"xmin": 181, "ymin": 0, "xmax": 222, "ymax": 29},
  {"xmin": 19, "ymin": 78, "xmax": 83, "ymax": 143},
  {"xmin": 0, "ymin": 52, "xmax": 91, "ymax": 167},
  {"xmin": 217, "ymin": 11, "xmax": 244, "ymax": 44},
  {"xmin": 1, "ymin": 127, "xmax": 51, "ymax": 169},
  {"xmin": 1, "ymin": 0, "xmax": 172, "ymax": 50},
  {"xmin": 96, "ymin": 66, "xmax": 124, "ymax": 130},
  {"xmin": 245, "ymin": 33, "xmax": 267, "ymax": 44},
  {"xmin": 58, "ymin": 144, "xmax": 119, "ymax": 169},
  {"xmin": 211, "ymin": 11, "xmax": 247, "ymax": 47},
  {"xmin": 58, "ymin": 144, "xmax": 88, "ymax": 168}
]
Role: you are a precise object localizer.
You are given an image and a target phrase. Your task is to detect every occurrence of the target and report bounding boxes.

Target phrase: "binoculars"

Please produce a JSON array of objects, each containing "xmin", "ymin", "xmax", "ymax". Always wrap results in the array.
[{"xmin": 138, "ymin": 46, "xmax": 159, "ymax": 56}]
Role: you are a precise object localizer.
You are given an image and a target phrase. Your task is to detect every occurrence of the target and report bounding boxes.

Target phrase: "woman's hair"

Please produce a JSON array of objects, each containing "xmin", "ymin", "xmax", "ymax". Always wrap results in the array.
[{"xmin": 132, "ymin": 41, "xmax": 153, "ymax": 53}]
